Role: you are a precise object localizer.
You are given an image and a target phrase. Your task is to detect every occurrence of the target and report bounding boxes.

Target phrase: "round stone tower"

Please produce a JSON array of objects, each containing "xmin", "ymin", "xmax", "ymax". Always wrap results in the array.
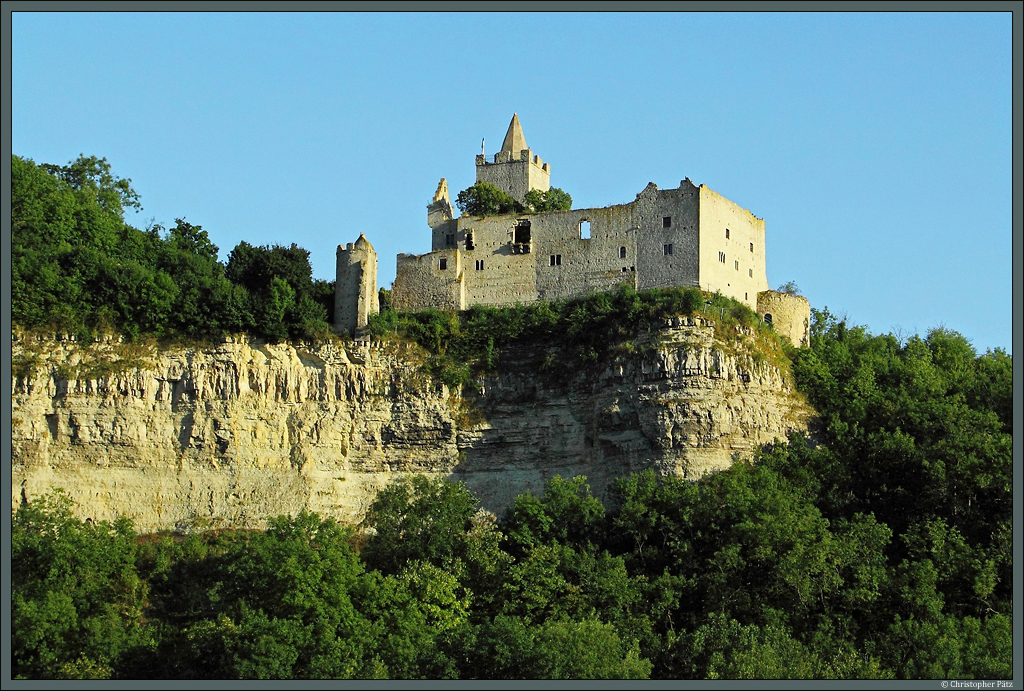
[
  {"xmin": 335, "ymin": 234, "xmax": 378, "ymax": 337},
  {"xmin": 756, "ymin": 290, "xmax": 810, "ymax": 347}
]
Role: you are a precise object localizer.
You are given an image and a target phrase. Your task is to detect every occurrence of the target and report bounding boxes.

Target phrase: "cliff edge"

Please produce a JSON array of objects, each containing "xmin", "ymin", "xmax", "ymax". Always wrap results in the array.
[{"xmin": 11, "ymin": 320, "xmax": 813, "ymax": 532}]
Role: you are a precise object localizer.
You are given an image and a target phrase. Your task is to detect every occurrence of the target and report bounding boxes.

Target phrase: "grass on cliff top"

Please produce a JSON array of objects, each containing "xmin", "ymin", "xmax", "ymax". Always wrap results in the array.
[{"xmin": 366, "ymin": 285, "xmax": 791, "ymax": 390}]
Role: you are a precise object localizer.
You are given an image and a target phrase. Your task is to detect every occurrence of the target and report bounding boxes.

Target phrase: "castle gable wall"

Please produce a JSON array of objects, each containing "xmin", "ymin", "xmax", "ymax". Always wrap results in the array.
[{"xmin": 697, "ymin": 185, "xmax": 767, "ymax": 309}]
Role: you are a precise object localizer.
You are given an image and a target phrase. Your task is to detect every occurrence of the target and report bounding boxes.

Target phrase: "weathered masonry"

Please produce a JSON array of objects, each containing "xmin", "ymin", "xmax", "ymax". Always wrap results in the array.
[{"xmin": 340, "ymin": 114, "xmax": 809, "ymax": 346}]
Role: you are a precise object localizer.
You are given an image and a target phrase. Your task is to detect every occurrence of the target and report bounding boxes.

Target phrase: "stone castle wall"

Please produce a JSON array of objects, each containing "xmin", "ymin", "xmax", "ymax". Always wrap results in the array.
[
  {"xmin": 475, "ymin": 149, "xmax": 550, "ymax": 204},
  {"xmin": 697, "ymin": 186, "xmax": 768, "ymax": 309}
]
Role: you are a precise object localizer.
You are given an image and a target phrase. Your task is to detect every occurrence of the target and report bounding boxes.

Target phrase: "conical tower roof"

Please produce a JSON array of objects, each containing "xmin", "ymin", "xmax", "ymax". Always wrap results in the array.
[{"xmin": 499, "ymin": 113, "xmax": 528, "ymax": 155}]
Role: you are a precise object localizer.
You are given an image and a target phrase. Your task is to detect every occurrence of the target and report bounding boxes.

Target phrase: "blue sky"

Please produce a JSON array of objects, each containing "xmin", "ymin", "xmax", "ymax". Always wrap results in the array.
[{"xmin": 11, "ymin": 11, "xmax": 1014, "ymax": 353}]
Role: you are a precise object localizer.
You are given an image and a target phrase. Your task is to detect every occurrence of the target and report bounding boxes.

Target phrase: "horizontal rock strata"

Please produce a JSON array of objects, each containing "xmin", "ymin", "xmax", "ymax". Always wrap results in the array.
[{"xmin": 11, "ymin": 321, "xmax": 813, "ymax": 532}]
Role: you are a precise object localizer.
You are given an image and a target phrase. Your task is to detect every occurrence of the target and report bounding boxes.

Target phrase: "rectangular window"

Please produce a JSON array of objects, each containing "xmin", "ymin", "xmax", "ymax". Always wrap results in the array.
[
  {"xmin": 750, "ymin": 242, "xmax": 754, "ymax": 252},
  {"xmin": 734, "ymin": 260, "xmax": 739, "ymax": 270},
  {"xmin": 549, "ymin": 254, "xmax": 562, "ymax": 266},
  {"xmin": 475, "ymin": 259, "xmax": 484, "ymax": 270},
  {"xmin": 663, "ymin": 216, "xmax": 671, "ymax": 228},
  {"xmin": 439, "ymin": 258, "xmax": 447, "ymax": 270},
  {"xmin": 719, "ymin": 251, "xmax": 726, "ymax": 263},
  {"xmin": 725, "ymin": 228, "xmax": 730, "ymax": 239},
  {"xmin": 664, "ymin": 244, "xmax": 673, "ymax": 255},
  {"xmin": 619, "ymin": 246, "xmax": 627, "ymax": 259},
  {"xmin": 748, "ymin": 268, "xmax": 753, "ymax": 278},
  {"xmin": 579, "ymin": 220, "xmax": 591, "ymax": 239},
  {"xmin": 466, "ymin": 231, "xmax": 475, "ymax": 251},
  {"xmin": 445, "ymin": 234, "xmax": 455, "ymax": 247}
]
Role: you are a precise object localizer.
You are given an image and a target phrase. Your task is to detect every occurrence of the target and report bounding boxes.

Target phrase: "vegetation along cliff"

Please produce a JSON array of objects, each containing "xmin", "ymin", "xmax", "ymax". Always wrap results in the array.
[{"xmin": 10, "ymin": 154, "xmax": 1012, "ymax": 680}]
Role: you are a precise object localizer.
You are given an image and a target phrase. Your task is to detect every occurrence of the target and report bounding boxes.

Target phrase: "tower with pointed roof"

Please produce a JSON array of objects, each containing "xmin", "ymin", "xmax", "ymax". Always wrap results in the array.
[{"xmin": 474, "ymin": 113, "xmax": 550, "ymax": 204}]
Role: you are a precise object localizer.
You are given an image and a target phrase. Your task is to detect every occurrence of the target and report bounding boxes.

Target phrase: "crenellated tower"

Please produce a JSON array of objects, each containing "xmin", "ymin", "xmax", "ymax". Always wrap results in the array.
[
  {"xmin": 474, "ymin": 113, "xmax": 550, "ymax": 204},
  {"xmin": 335, "ymin": 234, "xmax": 378, "ymax": 337}
]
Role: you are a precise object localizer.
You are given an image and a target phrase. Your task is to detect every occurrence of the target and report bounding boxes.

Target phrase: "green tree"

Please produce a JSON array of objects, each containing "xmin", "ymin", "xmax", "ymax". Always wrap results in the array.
[
  {"xmin": 11, "ymin": 491, "xmax": 148, "ymax": 679},
  {"xmin": 225, "ymin": 241, "xmax": 330, "ymax": 341},
  {"xmin": 455, "ymin": 181, "xmax": 521, "ymax": 217},
  {"xmin": 523, "ymin": 187, "xmax": 572, "ymax": 212},
  {"xmin": 360, "ymin": 474, "xmax": 507, "ymax": 585},
  {"xmin": 471, "ymin": 615, "xmax": 651, "ymax": 679}
]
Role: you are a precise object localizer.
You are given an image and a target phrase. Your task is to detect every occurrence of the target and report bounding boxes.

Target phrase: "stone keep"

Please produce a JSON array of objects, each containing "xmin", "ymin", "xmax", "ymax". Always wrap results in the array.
[
  {"xmin": 335, "ymin": 234, "xmax": 378, "ymax": 337},
  {"xmin": 382, "ymin": 115, "xmax": 810, "ymax": 346}
]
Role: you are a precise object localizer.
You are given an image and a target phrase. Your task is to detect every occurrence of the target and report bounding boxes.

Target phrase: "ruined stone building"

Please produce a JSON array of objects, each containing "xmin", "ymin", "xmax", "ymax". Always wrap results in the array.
[{"xmin": 337, "ymin": 114, "xmax": 809, "ymax": 345}]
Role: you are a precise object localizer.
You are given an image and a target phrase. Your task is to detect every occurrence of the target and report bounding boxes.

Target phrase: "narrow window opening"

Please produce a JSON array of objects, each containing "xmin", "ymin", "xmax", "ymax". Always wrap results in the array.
[
  {"xmin": 619, "ymin": 246, "xmax": 627, "ymax": 259},
  {"xmin": 445, "ymin": 233, "xmax": 455, "ymax": 248},
  {"xmin": 745, "ymin": 292, "xmax": 748, "ymax": 300},
  {"xmin": 466, "ymin": 231, "xmax": 475, "ymax": 251},
  {"xmin": 663, "ymin": 216, "xmax": 671, "ymax": 228},
  {"xmin": 750, "ymin": 242, "xmax": 754, "ymax": 252},
  {"xmin": 514, "ymin": 220, "xmax": 531, "ymax": 245},
  {"xmin": 664, "ymin": 244, "xmax": 673, "ymax": 256},
  {"xmin": 734, "ymin": 260, "xmax": 739, "ymax": 270},
  {"xmin": 763, "ymin": 313, "xmax": 773, "ymax": 325},
  {"xmin": 439, "ymin": 258, "xmax": 448, "ymax": 270},
  {"xmin": 725, "ymin": 228, "xmax": 730, "ymax": 239},
  {"xmin": 718, "ymin": 251, "xmax": 726, "ymax": 263},
  {"xmin": 579, "ymin": 219, "xmax": 591, "ymax": 239},
  {"xmin": 549, "ymin": 254, "xmax": 562, "ymax": 267},
  {"xmin": 475, "ymin": 259, "xmax": 484, "ymax": 270},
  {"xmin": 748, "ymin": 268, "xmax": 753, "ymax": 278}
]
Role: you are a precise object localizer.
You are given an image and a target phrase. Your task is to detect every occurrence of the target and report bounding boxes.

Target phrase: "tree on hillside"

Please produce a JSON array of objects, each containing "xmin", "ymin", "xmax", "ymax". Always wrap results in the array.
[{"xmin": 225, "ymin": 241, "xmax": 331, "ymax": 341}]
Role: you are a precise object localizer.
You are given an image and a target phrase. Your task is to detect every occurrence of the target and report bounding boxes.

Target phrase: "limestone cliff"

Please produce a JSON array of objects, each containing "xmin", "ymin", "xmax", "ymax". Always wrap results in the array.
[{"xmin": 11, "ymin": 320, "xmax": 813, "ymax": 532}]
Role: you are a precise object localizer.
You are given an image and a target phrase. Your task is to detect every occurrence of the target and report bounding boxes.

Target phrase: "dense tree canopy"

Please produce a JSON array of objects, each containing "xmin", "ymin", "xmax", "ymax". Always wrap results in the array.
[{"xmin": 11, "ymin": 154, "xmax": 332, "ymax": 343}]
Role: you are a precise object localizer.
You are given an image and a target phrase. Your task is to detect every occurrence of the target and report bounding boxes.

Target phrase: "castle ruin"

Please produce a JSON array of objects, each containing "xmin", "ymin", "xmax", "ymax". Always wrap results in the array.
[{"xmin": 337, "ymin": 114, "xmax": 809, "ymax": 346}]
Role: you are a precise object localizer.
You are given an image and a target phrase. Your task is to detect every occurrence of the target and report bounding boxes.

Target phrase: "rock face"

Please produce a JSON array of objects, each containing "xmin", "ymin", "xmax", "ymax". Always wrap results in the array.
[{"xmin": 11, "ymin": 321, "xmax": 813, "ymax": 532}]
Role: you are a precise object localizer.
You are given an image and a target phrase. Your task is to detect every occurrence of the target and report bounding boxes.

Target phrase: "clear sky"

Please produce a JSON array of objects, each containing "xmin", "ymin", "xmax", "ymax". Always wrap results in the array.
[{"xmin": 10, "ymin": 10, "xmax": 1014, "ymax": 354}]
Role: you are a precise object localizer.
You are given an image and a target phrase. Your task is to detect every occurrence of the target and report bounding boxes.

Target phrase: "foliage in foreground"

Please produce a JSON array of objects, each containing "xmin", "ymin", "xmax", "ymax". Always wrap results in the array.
[{"xmin": 15, "ymin": 310, "xmax": 1012, "ymax": 681}]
